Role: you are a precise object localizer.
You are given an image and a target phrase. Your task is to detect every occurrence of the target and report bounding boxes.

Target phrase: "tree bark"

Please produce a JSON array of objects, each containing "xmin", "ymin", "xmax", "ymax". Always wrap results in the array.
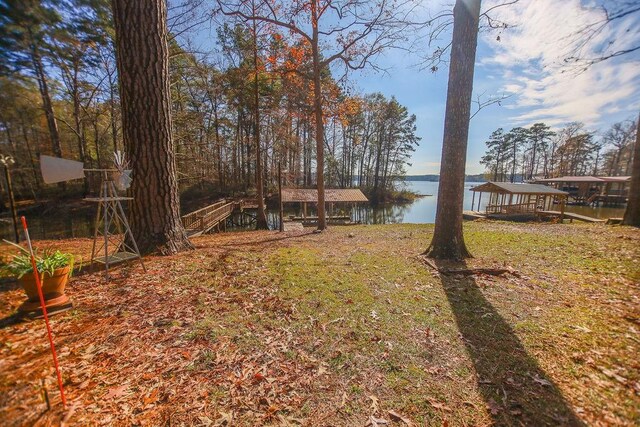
[
  {"xmin": 111, "ymin": 0, "xmax": 193, "ymax": 254},
  {"xmin": 425, "ymin": 0, "xmax": 481, "ymax": 259},
  {"xmin": 252, "ymin": 12, "xmax": 268, "ymax": 229},
  {"xmin": 311, "ymin": 1, "xmax": 327, "ymax": 231},
  {"xmin": 31, "ymin": 47, "xmax": 63, "ymax": 159},
  {"xmin": 622, "ymin": 111, "xmax": 640, "ymax": 226}
]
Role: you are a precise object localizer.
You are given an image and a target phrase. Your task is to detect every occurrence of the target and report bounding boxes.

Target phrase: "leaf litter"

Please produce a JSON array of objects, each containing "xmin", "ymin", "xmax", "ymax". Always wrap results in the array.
[{"xmin": 0, "ymin": 223, "xmax": 638, "ymax": 426}]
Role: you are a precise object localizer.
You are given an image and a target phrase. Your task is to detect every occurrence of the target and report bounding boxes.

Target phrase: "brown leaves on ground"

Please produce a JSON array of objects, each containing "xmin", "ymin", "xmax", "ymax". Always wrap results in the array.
[{"xmin": 0, "ymin": 222, "xmax": 638, "ymax": 426}]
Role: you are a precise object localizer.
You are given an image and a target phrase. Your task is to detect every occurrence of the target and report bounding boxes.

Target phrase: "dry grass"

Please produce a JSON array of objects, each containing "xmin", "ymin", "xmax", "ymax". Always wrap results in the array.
[{"xmin": 0, "ymin": 221, "xmax": 638, "ymax": 426}]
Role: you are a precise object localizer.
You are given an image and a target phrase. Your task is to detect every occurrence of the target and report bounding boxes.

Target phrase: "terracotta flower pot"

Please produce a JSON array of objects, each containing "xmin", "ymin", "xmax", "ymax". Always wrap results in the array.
[{"xmin": 19, "ymin": 266, "xmax": 71, "ymax": 302}]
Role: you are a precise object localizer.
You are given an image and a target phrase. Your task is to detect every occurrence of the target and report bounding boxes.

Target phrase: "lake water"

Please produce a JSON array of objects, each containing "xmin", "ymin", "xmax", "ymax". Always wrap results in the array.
[
  {"xmin": 0, "ymin": 180, "xmax": 626, "ymax": 240},
  {"xmin": 271, "ymin": 181, "xmax": 501, "ymax": 227},
  {"xmin": 383, "ymin": 181, "xmax": 624, "ymax": 223}
]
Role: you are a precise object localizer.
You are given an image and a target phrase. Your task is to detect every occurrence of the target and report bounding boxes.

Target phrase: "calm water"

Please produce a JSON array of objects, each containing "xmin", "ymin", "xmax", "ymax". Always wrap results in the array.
[
  {"xmin": 394, "ymin": 181, "xmax": 625, "ymax": 223},
  {"xmin": 0, "ymin": 181, "xmax": 626, "ymax": 240},
  {"xmin": 268, "ymin": 181, "xmax": 490, "ymax": 227}
]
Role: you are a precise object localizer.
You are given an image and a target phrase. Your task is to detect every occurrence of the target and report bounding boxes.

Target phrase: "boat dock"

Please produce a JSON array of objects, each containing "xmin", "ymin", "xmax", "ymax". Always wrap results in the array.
[
  {"xmin": 463, "ymin": 211, "xmax": 486, "ymax": 221},
  {"xmin": 536, "ymin": 210, "xmax": 606, "ymax": 223}
]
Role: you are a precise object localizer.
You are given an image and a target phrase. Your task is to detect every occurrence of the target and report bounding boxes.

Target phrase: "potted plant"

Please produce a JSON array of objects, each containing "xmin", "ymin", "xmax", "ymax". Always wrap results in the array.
[{"xmin": 1, "ymin": 242, "xmax": 77, "ymax": 314}]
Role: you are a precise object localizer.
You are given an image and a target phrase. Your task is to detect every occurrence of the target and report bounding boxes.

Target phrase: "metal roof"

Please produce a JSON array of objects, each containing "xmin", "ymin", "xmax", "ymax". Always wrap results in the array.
[
  {"xmin": 281, "ymin": 188, "xmax": 369, "ymax": 203},
  {"xmin": 470, "ymin": 182, "xmax": 568, "ymax": 195},
  {"xmin": 534, "ymin": 176, "xmax": 605, "ymax": 183},
  {"xmin": 534, "ymin": 175, "xmax": 631, "ymax": 183},
  {"xmin": 600, "ymin": 176, "xmax": 631, "ymax": 182}
]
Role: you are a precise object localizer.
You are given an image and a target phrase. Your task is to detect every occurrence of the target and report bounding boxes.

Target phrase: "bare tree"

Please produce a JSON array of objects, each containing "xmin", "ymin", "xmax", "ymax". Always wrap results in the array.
[
  {"xmin": 564, "ymin": 1, "xmax": 640, "ymax": 70},
  {"xmin": 563, "ymin": 1, "xmax": 640, "ymax": 226},
  {"xmin": 216, "ymin": 0, "xmax": 414, "ymax": 230}
]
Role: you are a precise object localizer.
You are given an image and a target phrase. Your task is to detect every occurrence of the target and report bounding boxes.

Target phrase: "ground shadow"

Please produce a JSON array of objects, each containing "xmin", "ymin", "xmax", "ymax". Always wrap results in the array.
[
  {"xmin": 0, "ymin": 278, "xmax": 20, "ymax": 293},
  {"xmin": 434, "ymin": 260, "xmax": 583, "ymax": 426},
  {"xmin": 0, "ymin": 312, "xmax": 25, "ymax": 329}
]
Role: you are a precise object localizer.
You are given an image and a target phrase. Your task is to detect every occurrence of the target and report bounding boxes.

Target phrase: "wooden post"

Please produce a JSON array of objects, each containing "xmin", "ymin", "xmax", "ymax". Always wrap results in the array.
[
  {"xmin": 478, "ymin": 192, "xmax": 482, "ymax": 212},
  {"xmin": 471, "ymin": 191, "xmax": 475, "ymax": 212},
  {"xmin": 303, "ymin": 202, "xmax": 307, "ymax": 220},
  {"xmin": 560, "ymin": 196, "xmax": 565, "ymax": 222},
  {"xmin": 3, "ymin": 164, "xmax": 19, "ymax": 243},
  {"xmin": 278, "ymin": 161, "xmax": 284, "ymax": 232}
]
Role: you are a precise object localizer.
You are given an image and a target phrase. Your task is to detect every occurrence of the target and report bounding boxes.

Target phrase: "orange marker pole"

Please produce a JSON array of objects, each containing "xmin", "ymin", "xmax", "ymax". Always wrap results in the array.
[{"xmin": 20, "ymin": 216, "xmax": 67, "ymax": 409}]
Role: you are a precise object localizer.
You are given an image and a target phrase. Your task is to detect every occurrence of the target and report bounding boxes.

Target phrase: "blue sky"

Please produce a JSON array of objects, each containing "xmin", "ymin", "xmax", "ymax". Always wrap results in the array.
[
  {"xmin": 179, "ymin": 0, "xmax": 640, "ymax": 175},
  {"xmin": 353, "ymin": 0, "xmax": 640, "ymax": 174}
]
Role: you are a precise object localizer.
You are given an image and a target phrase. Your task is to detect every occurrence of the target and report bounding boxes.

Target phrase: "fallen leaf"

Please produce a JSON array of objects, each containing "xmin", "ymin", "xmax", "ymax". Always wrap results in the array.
[
  {"xmin": 427, "ymin": 398, "xmax": 452, "ymax": 412},
  {"xmin": 104, "ymin": 385, "xmax": 128, "ymax": 400},
  {"xmin": 198, "ymin": 415, "xmax": 213, "ymax": 426},
  {"xmin": 214, "ymin": 411, "xmax": 233, "ymax": 426},
  {"xmin": 366, "ymin": 416, "xmax": 389, "ymax": 427},
  {"xmin": 369, "ymin": 395, "xmax": 380, "ymax": 413},
  {"xmin": 143, "ymin": 388, "xmax": 159, "ymax": 405},
  {"xmin": 388, "ymin": 410, "xmax": 414, "ymax": 426},
  {"xmin": 487, "ymin": 398, "xmax": 501, "ymax": 415},
  {"xmin": 531, "ymin": 374, "xmax": 552, "ymax": 387},
  {"xmin": 600, "ymin": 367, "xmax": 628, "ymax": 384}
]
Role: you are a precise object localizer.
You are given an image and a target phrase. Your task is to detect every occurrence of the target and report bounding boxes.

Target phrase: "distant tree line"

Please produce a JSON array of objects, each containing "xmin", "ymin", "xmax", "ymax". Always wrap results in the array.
[
  {"xmin": 0, "ymin": 0, "xmax": 419, "ymax": 208},
  {"xmin": 480, "ymin": 120, "xmax": 637, "ymax": 181}
]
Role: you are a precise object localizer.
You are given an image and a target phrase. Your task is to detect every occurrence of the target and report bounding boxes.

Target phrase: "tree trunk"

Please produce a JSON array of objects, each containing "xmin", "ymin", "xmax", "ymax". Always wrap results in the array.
[
  {"xmin": 20, "ymin": 120, "xmax": 41, "ymax": 191},
  {"xmin": 425, "ymin": 0, "xmax": 481, "ymax": 259},
  {"xmin": 312, "ymin": 1, "xmax": 327, "ymax": 230},
  {"xmin": 252, "ymin": 14, "xmax": 268, "ymax": 229},
  {"xmin": 31, "ymin": 47, "xmax": 63, "ymax": 159},
  {"xmin": 71, "ymin": 68, "xmax": 90, "ymax": 195},
  {"xmin": 111, "ymin": 0, "xmax": 193, "ymax": 254},
  {"xmin": 622, "ymin": 111, "xmax": 640, "ymax": 226}
]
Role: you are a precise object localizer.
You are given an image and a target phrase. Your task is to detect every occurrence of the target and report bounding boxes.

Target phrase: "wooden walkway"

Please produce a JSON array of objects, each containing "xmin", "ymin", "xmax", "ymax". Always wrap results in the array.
[
  {"xmin": 182, "ymin": 200, "xmax": 236, "ymax": 237},
  {"xmin": 537, "ymin": 210, "xmax": 606, "ymax": 223},
  {"xmin": 182, "ymin": 198, "xmax": 265, "ymax": 236}
]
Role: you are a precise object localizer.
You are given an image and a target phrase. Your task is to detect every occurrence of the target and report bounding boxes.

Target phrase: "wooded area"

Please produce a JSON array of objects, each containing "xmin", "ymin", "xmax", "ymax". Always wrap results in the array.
[
  {"xmin": 480, "ymin": 120, "xmax": 637, "ymax": 182},
  {"xmin": 0, "ymin": 0, "xmax": 420, "ymax": 215},
  {"xmin": 1, "ymin": 1, "xmax": 639, "ymax": 425}
]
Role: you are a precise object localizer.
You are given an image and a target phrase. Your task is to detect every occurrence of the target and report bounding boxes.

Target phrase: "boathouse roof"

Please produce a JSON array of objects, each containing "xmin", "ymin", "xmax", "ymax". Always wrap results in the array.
[
  {"xmin": 470, "ymin": 182, "xmax": 568, "ymax": 196},
  {"xmin": 281, "ymin": 188, "xmax": 369, "ymax": 203},
  {"xmin": 534, "ymin": 175, "xmax": 631, "ymax": 183}
]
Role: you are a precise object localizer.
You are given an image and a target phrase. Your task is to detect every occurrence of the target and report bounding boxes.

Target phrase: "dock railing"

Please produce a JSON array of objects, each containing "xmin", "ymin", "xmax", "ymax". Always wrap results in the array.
[
  {"xmin": 182, "ymin": 199, "xmax": 234, "ymax": 235},
  {"xmin": 485, "ymin": 201, "xmax": 537, "ymax": 215}
]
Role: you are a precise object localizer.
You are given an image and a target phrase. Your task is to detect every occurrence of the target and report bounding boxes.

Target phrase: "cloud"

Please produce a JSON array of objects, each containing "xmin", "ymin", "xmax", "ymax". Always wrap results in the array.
[{"xmin": 480, "ymin": 0, "xmax": 640, "ymax": 128}]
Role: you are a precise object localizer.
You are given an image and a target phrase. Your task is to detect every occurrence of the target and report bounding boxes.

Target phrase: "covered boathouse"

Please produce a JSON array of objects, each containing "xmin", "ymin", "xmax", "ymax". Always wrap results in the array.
[
  {"xmin": 280, "ymin": 188, "xmax": 369, "ymax": 225},
  {"xmin": 533, "ymin": 175, "xmax": 631, "ymax": 206},
  {"xmin": 469, "ymin": 182, "xmax": 569, "ymax": 219}
]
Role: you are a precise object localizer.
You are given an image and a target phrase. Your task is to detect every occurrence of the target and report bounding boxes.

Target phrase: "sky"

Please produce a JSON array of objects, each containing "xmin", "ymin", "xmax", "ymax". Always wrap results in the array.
[
  {"xmin": 354, "ymin": 0, "xmax": 640, "ymax": 174},
  {"xmin": 180, "ymin": 0, "xmax": 640, "ymax": 175}
]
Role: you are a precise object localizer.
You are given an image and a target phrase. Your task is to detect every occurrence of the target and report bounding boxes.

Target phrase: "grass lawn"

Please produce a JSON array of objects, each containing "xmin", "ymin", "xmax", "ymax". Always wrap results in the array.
[{"xmin": 0, "ymin": 221, "xmax": 638, "ymax": 426}]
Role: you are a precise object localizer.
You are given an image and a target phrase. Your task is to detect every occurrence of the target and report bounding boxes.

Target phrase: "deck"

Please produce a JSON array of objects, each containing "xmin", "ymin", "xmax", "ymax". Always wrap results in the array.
[
  {"xmin": 463, "ymin": 211, "xmax": 487, "ymax": 221},
  {"xmin": 537, "ymin": 210, "xmax": 606, "ymax": 223}
]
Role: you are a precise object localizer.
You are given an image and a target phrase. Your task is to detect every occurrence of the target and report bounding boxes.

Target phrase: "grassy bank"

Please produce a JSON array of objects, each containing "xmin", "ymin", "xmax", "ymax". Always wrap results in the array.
[{"xmin": 0, "ymin": 222, "xmax": 638, "ymax": 425}]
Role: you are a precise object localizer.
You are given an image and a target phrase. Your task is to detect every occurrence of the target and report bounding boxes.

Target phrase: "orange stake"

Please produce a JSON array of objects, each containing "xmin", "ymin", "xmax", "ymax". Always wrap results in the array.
[{"xmin": 20, "ymin": 216, "xmax": 67, "ymax": 409}]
